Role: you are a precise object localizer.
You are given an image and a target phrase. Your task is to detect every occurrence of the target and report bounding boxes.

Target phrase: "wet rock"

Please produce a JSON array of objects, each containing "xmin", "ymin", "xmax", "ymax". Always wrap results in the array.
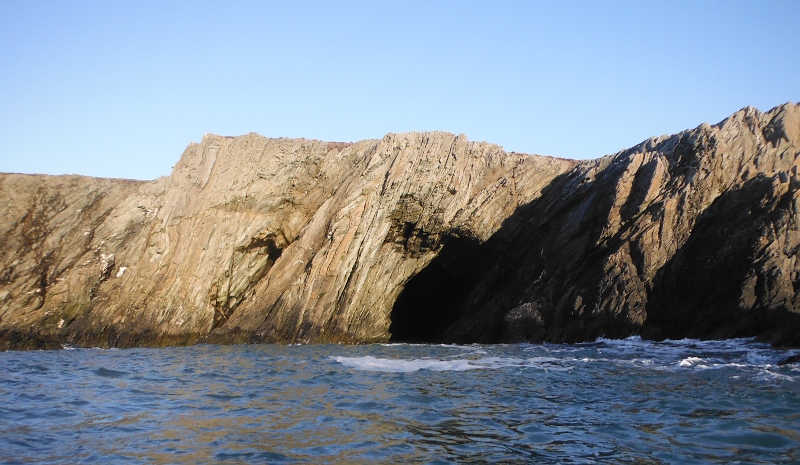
[{"xmin": 501, "ymin": 303, "xmax": 546, "ymax": 343}]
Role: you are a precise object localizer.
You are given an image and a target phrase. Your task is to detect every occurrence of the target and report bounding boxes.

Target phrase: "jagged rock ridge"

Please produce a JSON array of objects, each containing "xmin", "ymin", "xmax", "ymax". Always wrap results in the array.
[
  {"xmin": 0, "ymin": 103, "xmax": 798, "ymax": 349},
  {"xmin": 433, "ymin": 103, "xmax": 800, "ymax": 347}
]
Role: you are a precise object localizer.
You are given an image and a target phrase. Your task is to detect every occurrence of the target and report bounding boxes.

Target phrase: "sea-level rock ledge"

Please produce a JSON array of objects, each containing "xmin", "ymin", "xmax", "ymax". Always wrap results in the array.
[{"xmin": 2, "ymin": 103, "xmax": 800, "ymax": 350}]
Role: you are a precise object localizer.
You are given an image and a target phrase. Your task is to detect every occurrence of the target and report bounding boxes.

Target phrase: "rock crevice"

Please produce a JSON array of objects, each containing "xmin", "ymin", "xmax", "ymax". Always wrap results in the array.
[{"xmin": 1, "ymin": 104, "xmax": 799, "ymax": 349}]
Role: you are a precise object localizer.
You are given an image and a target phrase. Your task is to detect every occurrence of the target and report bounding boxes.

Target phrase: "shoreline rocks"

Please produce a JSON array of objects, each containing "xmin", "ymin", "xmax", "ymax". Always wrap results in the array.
[{"xmin": 1, "ymin": 103, "xmax": 799, "ymax": 350}]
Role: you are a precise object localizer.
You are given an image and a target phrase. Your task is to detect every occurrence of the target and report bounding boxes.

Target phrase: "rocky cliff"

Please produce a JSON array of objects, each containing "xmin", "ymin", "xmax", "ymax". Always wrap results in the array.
[
  {"xmin": 433, "ymin": 103, "xmax": 800, "ymax": 347},
  {"xmin": 0, "ymin": 133, "xmax": 572, "ymax": 349},
  {"xmin": 1, "ymin": 103, "xmax": 799, "ymax": 350}
]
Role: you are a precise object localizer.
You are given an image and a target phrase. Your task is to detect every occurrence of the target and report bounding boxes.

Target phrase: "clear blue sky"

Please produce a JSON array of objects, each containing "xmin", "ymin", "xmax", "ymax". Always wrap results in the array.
[{"xmin": 1, "ymin": 1, "xmax": 798, "ymax": 180}]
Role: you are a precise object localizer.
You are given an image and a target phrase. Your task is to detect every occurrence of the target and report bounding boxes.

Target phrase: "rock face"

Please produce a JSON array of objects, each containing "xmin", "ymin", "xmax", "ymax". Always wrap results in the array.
[
  {"xmin": 433, "ymin": 103, "xmax": 800, "ymax": 347},
  {"xmin": 0, "ymin": 133, "xmax": 571, "ymax": 349},
  {"xmin": 1, "ymin": 103, "xmax": 799, "ymax": 350}
]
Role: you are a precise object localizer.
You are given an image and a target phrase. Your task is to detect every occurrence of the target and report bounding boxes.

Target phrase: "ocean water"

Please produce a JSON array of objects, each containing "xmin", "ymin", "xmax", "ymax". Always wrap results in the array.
[{"xmin": 1, "ymin": 338, "xmax": 799, "ymax": 464}]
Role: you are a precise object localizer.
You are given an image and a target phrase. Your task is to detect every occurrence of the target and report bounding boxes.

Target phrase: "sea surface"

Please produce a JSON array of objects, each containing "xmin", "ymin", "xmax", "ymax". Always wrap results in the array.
[{"xmin": 1, "ymin": 338, "xmax": 799, "ymax": 464}]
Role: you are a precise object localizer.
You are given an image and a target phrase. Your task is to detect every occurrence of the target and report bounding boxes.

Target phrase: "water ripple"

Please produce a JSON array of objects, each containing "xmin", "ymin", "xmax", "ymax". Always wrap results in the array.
[{"xmin": 0, "ymin": 339, "xmax": 798, "ymax": 463}]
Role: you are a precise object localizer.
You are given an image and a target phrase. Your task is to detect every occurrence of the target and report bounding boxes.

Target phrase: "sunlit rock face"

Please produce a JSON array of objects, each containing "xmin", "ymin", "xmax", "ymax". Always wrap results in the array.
[
  {"xmin": 1, "ymin": 103, "xmax": 799, "ymax": 349},
  {"xmin": 0, "ymin": 132, "xmax": 571, "ymax": 349}
]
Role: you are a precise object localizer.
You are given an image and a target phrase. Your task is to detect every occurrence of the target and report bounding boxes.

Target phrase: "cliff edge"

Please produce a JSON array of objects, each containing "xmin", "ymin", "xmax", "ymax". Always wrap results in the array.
[{"xmin": 1, "ymin": 103, "xmax": 798, "ymax": 349}]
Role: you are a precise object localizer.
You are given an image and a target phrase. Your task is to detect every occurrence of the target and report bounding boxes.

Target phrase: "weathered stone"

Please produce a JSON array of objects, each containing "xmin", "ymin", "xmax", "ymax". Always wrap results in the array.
[
  {"xmin": 501, "ymin": 303, "xmax": 546, "ymax": 343},
  {"xmin": 1, "ymin": 103, "xmax": 799, "ymax": 350},
  {"xmin": 0, "ymin": 132, "xmax": 572, "ymax": 348},
  {"xmin": 437, "ymin": 103, "xmax": 800, "ymax": 347}
]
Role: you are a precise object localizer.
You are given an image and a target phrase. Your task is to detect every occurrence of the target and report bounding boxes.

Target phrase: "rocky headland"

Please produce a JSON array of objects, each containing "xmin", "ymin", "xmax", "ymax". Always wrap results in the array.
[{"xmin": 1, "ymin": 103, "xmax": 799, "ymax": 350}]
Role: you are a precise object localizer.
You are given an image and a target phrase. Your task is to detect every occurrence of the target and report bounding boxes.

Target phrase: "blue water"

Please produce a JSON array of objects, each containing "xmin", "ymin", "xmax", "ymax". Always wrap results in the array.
[{"xmin": 1, "ymin": 338, "xmax": 799, "ymax": 464}]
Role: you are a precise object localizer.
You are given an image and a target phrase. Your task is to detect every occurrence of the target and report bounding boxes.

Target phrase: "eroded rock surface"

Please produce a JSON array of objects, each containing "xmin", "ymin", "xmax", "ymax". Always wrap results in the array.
[
  {"xmin": 1, "ymin": 103, "xmax": 799, "ymax": 350},
  {"xmin": 435, "ymin": 103, "xmax": 800, "ymax": 347},
  {"xmin": 0, "ymin": 132, "xmax": 571, "ymax": 349}
]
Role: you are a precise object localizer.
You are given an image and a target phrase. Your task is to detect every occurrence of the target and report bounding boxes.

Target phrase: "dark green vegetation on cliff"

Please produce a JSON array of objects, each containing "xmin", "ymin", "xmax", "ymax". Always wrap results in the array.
[{"xmin": 1, "ymin": 103, "xmax": 799, "ymax": 350}]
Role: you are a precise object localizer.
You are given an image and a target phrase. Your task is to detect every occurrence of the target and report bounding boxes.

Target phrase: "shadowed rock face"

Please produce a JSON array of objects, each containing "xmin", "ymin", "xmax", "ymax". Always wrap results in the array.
[
  {"xmin": 435, "ymin": 103, "xmax": 800, "ymax": 347},
  {"xmin": 1, "ymin": 103, "xmax": 799, "ymax": 350}
]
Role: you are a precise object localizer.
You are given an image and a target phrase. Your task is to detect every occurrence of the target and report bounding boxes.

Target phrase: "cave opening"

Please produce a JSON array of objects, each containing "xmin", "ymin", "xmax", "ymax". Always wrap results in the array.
[{"xmin": 389, "ymin": 235, "xmax": 482, "ymax": 342}]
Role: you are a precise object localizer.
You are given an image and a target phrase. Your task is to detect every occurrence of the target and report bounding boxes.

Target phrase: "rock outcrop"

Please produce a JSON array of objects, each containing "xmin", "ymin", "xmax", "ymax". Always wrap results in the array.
[
  {"xmin": 433, "ymin": 103, "xmax": 800, "ymax": 347},
  {"xmin": 1, "ymin": 103, "xmax": 799, "ymax": 350},
  {"xmin": 0, "ymin": 133, "xmax": 572, "ymax": 349}
]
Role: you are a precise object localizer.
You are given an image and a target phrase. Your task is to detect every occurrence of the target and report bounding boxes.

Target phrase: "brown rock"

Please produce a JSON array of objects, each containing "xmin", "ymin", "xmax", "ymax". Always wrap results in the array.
[
  {"xmin": 436, "ymin": 103, "xmax": 800, "ymax": 347},
  {"xmin": 1, "ymin": 103, "xmax": 799, "ymax": 350},
  {"xmin": 0, "ymin": 132, "xmax": 572, "ymax": 348}
]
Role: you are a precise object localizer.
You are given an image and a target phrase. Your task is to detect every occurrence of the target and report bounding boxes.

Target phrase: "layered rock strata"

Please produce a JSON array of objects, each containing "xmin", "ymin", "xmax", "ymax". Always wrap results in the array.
[
  {"xmin": 0, "ymin": 133, "xmax": 572, "ymax": 349},
  {"xmin": 434, "ymin": 103, "xmax": 800, "ymax": 347},
  {"xmin": 1, "ymin": 103, "xmax": 798, "ymax": 349}
]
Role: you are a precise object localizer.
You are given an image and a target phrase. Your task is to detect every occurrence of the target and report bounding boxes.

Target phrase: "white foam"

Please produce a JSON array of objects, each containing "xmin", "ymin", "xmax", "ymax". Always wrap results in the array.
[
  {"xmin": 677, "ymin": 359, "xmax": 750, "ymax": 370},
  {"xmin": 339, "ymin": 338, "xmax": 792, "ymax": 379},
  {"xmin": 679, "ymin": 357, "xmax": 705, "ymax": 367},
  {"xmin": 627, "ymin": 358, "xmax": 655, "ymax": 367},
  {"xmin": 594, "ymin": 336, "xmax": 765, "ymax": 352},
  {"xmin": 756, "ymin": 369, "xmax": 797, "ymax": 382},
  {"xmin": 745, "ymin": 351, "xmax": 773, "ymax": 366},
  {"xmin": 594, "ymin": 336, "xmax": 649, "ymax": 349},
  {"xmin": 333, "ymin": 356, "xmax": 478, "ymax": 372},
  {"xmin": 332, "ymin": 355, "xmax": 571, "ymax": 373}
]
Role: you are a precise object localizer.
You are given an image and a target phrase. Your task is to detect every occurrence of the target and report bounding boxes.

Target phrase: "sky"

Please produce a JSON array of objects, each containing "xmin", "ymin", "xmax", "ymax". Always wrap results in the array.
[{"xmin": 1, "ymin": 1, "xmax": 798, "ymax": 180}]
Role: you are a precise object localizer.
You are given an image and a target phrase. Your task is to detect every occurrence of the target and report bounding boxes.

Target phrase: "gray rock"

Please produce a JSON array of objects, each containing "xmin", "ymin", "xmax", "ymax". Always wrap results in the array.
[{"xmin": 501, "ymin": 303, "xmax": 545, "ymax": 343}]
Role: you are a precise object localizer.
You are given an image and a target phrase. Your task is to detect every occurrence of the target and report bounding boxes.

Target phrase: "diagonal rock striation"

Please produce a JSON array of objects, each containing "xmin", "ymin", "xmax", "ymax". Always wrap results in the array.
[
  {"xmin": 1, "ymin": 103, "xmax": 799, "ymax": 350},
  {"xmin": 0, "ymin": 132, "xmax": 571, "ymax": 349},
  {"xmin": 435, "ymin": 103, "xmax": 800, "ymax": 347}
]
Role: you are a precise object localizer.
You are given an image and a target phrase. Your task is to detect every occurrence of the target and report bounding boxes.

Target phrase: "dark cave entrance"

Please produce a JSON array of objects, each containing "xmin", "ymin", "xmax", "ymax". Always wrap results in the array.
[{"xmin": 389, "ymin": 236, "xmax": 482, "ymax": 342}]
